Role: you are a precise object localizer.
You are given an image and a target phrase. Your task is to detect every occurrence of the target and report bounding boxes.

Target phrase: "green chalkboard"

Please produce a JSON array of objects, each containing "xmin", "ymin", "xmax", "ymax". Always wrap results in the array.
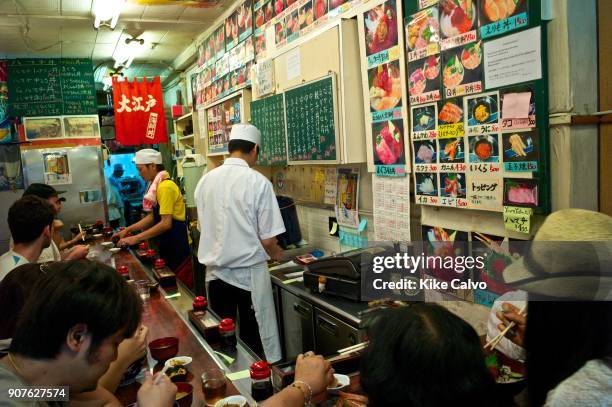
[
  {"xmin": 252, "ymin": 93, "xmax": 287, "ymax": 166},
  {"xmin": 8, "ymin": 58, "xmax": 97, "ymax": 117},
  {"xmin": 284, "ymin": 75, "xmax": 338, "ymax": 163}
]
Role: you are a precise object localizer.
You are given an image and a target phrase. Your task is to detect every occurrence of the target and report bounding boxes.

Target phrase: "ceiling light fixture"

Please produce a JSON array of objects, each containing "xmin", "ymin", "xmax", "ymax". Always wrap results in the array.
[
  {"xmin": 93, "ymin": 0, "xmax": 126, "ymax": 30},
  {"xmin": 113, "ymin": 37, "xmax": 145, "ymax": 69}
]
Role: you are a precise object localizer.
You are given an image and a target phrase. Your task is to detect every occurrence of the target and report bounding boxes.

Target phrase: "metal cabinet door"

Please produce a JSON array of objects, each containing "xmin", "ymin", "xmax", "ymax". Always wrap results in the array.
[
  {"xmin": 314, "ymin": 308, "xmax": 360, "ymax": 356},
  {"xmin": 280, "ymin": 289, "xmax": 315, "ymax": 360}
]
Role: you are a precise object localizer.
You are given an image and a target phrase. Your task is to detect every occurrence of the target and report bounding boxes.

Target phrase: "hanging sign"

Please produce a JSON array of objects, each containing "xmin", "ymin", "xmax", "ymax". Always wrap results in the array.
[{"xmin": 112, "ymin": 77, "xmax": 168, "ymax": 146}]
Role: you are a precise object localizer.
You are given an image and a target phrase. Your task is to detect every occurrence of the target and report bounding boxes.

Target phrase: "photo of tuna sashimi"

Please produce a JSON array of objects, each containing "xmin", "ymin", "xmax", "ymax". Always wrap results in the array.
[
  {"xmin": 440, "ymin": 0, "xmax": 478, "ymax": 39},
  {"xmin": 373, "ymin": 120, "xmax": 405, "ymax": 166}
]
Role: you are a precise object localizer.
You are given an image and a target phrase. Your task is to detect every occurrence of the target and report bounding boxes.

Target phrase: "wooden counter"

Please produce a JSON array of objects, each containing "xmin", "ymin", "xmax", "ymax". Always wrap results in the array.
[{"xmin": 112, "ymin": 250, "xmax": 243, "ymax": 406}]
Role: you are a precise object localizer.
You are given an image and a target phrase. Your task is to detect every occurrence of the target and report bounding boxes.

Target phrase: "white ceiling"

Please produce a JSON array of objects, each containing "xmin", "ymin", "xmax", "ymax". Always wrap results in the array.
[{"xmin": 0, "ymin": 0, "xmax": 234, "ymax": 82}]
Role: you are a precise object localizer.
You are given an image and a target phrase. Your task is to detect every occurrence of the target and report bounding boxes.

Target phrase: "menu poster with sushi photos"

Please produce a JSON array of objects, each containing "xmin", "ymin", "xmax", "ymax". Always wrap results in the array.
[
  {"xmin": 214, "ymin": 26, "xmax": 225, "ymax": 61},
  {"xmin": 439, "ymin": 0, "xmax": 479, "ymax": 51},
  {"xmin": 442, "ymin": 41, "xmax": 483, "ymax": 98},
  {"xmin": 406, "ymin": 6, "xmax": 441, "ymax": 62},
  {"xmin": 408, "ymin": 55, "xmax": 441, "ymax": 105},
  {"xmin": 464, "ymin": 91, "xmax": 500, "ymax": 135},
  {"xmin": 412, "ymin": 103, "xmax": 438, "ymax": 172},
  {"xmin": 479, "ymin": 0, "xmax": 528, "ymax": 39},
  {"xmin": 500, "ymin": 85, "xmax": 536, "ymax": 130},
  {"xmin": 359, "ymin": 0, "xmax": 411, "ymax": 177},
  {"xmin": 502, "ymin": 128, "xmax": 539, "ymax": 172}
]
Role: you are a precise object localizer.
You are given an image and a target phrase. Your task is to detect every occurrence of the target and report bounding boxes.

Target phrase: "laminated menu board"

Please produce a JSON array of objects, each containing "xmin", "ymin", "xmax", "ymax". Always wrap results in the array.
[
  {"xmin": 284, "ymin": 75, "xmax": 338, "ymax": 163},
  {"xmin": 358, "ymin": 0, "xmax": 411, "ymax": 177},
  {"xmin": 251, "ymin": 93, "xmax": 287, "ymax": 166},
  {"xmin": 405, "ymin": 0, "xmax": 550, "ymax": 214},
  {"xmin": 8, "ymin": 59, "xmax": 97, "ymax": 117}
]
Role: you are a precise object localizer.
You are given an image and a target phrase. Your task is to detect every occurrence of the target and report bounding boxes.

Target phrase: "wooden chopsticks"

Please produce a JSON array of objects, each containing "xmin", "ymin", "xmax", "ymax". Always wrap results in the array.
[{"xmin": 484, "ymin": 305, "xmax": 527, "ymax": 352}]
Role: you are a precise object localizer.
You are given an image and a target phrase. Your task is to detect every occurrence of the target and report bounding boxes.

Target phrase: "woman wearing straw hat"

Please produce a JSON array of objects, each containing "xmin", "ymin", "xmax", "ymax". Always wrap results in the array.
[{"xmin": 497, "ymin": 209, "xmax": 612, "ymax": 406}]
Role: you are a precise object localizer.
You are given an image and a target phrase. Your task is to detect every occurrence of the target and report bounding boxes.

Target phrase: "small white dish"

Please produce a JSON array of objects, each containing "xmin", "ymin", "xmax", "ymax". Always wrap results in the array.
[
  {"xmin": 327, "ymin": 373, "xmax": 350, "ymax": 393},
  {"xmin": 101, "ymin": 241, "xmax": 114, "ymax": 249},
  {"xmin": 86, "ymin": 251, "xmax": 98, "ymax": 260},
  {"xmin": 164, "ymin": 356, "xmax": 193, "ymax": 368},
  {"xmin": 109, "ymin": 247, "xmax": 121, "ymax": 254},
  {"xmin": 214, "ymin": 395, "xmax": 247, "ymax": 407}
]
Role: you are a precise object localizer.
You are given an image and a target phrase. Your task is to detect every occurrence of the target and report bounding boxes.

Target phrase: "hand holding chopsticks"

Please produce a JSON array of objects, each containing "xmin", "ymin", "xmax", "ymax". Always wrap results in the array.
[{"xmin": 484, "ymin": 304, "xmax": 527, "ymax": 351}]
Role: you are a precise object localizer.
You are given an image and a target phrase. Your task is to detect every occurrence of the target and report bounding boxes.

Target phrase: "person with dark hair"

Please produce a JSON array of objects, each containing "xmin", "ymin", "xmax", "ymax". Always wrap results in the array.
[
  {"xmin": 0, "ymin": 196, "xmax": 54, "ymax": 281},
  {"xmin": 195, "ymin": 123, "xmax": 285, "ymax": 362},
  {"xmin": 114, "ymin": 149, "xmax": 190, "ymax": 278},
  {"xmin": 22, "ymin": 183, "xmax": 89, "ymax": 262},
  {"xmin": 360, "ymin": 303, "xmax": 498, "ymax": 407},
  {"xmin": 497, "ymin": 209, "xmax": 612, "ymax": 406},
  {"xmin": 0, "ymin": 260, "xmax": 175, "ymax": 407}
]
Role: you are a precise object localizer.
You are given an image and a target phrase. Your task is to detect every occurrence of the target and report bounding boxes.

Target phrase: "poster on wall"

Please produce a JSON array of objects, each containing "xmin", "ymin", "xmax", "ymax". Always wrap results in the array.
[
  {"xmin": 226, "ymin": 11, "xmax": 240, "ymax": 51},
  {"xmin": 237, "ymin": 0, "xmax": 254, "ymax": 42},
  {"xmin": 406, "ymin": 6, "xmax": 440, "ymax": 62},
  {"xmin": 63, "ymin": 116, "xmax": 100, "ymax": 138},
  {"xmin": 359, "ymin": 0, "xmax": 410, "ymax": 177},
  {"xmin": 441, "ymin": 40, "xmax": 483, "ymax": 98},
  {"xmin": 215, "ymin": 26, "xmax": 225, "ymax": 60},
  {"xmin": 24, "ymin": 116, "xmax": 63, "ymax": 140},
  {"xmin": 0, "ymin": 61, "xmax": 10, "ymax": 143},
  {"xmin": 335, "ymin": 167, "xmax": 360, "ymax": 228},
  {"xmin": 43, "ymin": 151, "xmax": 72, "ymax": 185},
  {"xmin": 0, "ymin": 145, "xmax": 24, "ymax": 191},
  {"xmin": 373, "ymin": 175, "xmax": 411, "ymax": 241},
  {"xmin": 439, "ymin": 0, "xmax": 478, "ymax": 51}
]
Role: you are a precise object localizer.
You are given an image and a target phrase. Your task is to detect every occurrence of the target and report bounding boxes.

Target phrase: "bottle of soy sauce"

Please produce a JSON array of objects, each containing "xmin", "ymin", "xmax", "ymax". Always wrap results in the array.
[
  {"xmin": 250, "ymin": 361, "xmax": 273, "ymax": 401},
  {"xmin": 218, "ymin": 318, "xmax": 237, "ymax": 352}
]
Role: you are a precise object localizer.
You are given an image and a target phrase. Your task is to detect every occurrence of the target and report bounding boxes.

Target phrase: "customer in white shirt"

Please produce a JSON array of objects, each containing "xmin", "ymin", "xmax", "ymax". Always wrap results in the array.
[
  {"xmin": 195, "ymin": 123, "xmax": 285, "ymax": 362},
  {"xmin": 0, "ymin": 196, "xmax": 55, "ymax": 281}
]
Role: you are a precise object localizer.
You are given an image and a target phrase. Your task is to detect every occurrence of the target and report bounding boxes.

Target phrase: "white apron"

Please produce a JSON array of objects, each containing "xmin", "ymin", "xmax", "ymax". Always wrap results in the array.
[{"xmin": 249, "ymin": 262, "xmax": 282, "ymax": 363}]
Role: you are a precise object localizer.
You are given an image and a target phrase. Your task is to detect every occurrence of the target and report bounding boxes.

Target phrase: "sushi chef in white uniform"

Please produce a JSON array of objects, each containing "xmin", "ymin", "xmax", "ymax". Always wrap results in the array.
[{"xmin": 194, "ymin": 123, "xmax": 284, "ymax": 362}]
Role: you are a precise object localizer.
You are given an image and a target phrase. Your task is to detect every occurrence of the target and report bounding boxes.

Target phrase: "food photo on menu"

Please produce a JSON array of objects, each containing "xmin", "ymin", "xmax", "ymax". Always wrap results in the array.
[
  {"xmin": 442, "ymin": 41, "xmax": 483, "ymax": 96},
  {"xmin": 314, "ymin": 0, "xmax": 328, "ymax": 20},
  {"xmin": 440, "ymin": 0, "xmax": 478, "ymax": 43},
  {"xmin": 299, "ymin": 1, "xmax": 314, "ymax": 30},
  {"xmin": 275, "ymin": 19, "xmax": 286, "ymax": 43},
  {"xmin": 237, "ymin": 0, "xmax": 253, "ymax": 38},
  {"xmin": 416, "ymin": 172, "xmax": 439, "ymax": 196},
  {"xmin": 504, "ymin": 178, "xmax": 539, "ymax": 207},
  {"xmin": 480, "ymin": 0, "xmax": 528, "ymax": 25},
  {"xmin": 502, "ymin": 129, "xmax": 539, "ymax": 163},
  {"xmin": 412, "ymin": 104, "xmax": 437, "ymax": 132},
  {"xmin": 468, "ymin": 134, "xmax": 500, "ymax": 163},
  {"xmin": 408, "ymin": 54, "xmax": 441, "ymax": 100},
  {"xmin": 438, "ymin": 98, "xmax": 464, "ymax": 126},
  {"xmin": 368, "ymin": 61, "xmax": 402, "ymax": 112},
  {"xmin": 364, "ymin": 0, "xmax": 399, "ymax": 56},
  {"xmin": 422, "ymin": 225, "xmax": 470, "ymax": 283},
  {"xmin": 440, "ymin": 172, "xmax": 466, "ymax": 198},
  {"xmin": 439, "ymin": 137, "xmax": 465, "ymax": 162},
  {"xmin": 406, "ymin": 6, "xmax": 440, "ymax": 57},
  {"xmin": 467, "ymin": 92, "xmax": 499, "ymax": 127},
  {"xmin": 414, "ymin": 140, "xmax": 437, "ymax": 164},
  {"xmin": 373, "ymin": 120, "xmax": 405, "ymax": 166}
]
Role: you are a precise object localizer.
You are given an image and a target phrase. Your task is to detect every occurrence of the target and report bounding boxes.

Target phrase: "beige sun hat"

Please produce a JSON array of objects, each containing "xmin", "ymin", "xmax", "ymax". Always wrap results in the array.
[{"xmin": 503, "ymin": 209, "xmax": 612, "ymax": 300}]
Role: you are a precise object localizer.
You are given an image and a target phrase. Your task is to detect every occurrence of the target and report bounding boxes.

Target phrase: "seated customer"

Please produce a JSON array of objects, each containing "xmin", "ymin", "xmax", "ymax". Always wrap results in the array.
[
  {"xmin": 0, "ymin": 196, "xmax": 54, "ymax": 281},
  {"xmin": 22, "ymin": 183, "xmax": 88, "ymax": 262},
  {"xmin": 0, "ymin": 260, "xmax": 175, "ymax": 407},
  {"xmin": 360, "ymin": 303, "xmax": 498, "ymax": 407},
  {"xmin": 498, "ymin": 209, "xmax": 612, "ymax": 406}
]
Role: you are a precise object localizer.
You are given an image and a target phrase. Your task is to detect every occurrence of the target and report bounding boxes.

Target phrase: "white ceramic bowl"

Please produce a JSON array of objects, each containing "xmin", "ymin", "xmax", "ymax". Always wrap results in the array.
[
  {"xmin": 214, "ymin": 395, "xmax": 247, "ymax": 407},
  {"xmin": 101, "ymin": 241, "xmax": 114, "ymax": 249},
  {"xmin": 109, "ymin": 247, "xmax": 121, "ymax": 254},
  {"xmin": 327, "ymin": 373, "xmax": 350, "ymax": 393},
  {"xmin": 164, "ymin": 356, "xmax": 193, "ymax": 368}
]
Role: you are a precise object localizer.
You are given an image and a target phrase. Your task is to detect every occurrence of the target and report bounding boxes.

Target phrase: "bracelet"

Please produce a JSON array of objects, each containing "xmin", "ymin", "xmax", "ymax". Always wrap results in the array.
[{"xmin": 290, "ymin": 380, "xmax": 312, "ymax": 407}]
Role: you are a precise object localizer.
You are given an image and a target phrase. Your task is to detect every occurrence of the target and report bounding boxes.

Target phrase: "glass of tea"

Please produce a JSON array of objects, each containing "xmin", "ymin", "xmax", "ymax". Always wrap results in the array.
[{"xmin": 201, "ymin": 368, "xmax": 227, "ymax": 406}]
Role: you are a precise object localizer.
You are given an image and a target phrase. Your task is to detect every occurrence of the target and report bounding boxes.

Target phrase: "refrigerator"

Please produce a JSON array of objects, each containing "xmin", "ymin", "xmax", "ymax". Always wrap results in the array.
[{"xmin": 21, "ymin": 146, "xmax": 107, "ymax": 238}]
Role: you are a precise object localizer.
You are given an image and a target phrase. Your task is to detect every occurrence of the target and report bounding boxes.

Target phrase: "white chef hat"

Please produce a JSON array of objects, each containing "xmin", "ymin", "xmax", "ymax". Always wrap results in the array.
[
  {"xmin": 230, "ymin": 123, "xmax": 261, "ymax": 146},
  {"xmin": 134, "ymin": 148, "xmax": 163, "ymax": 165}
]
